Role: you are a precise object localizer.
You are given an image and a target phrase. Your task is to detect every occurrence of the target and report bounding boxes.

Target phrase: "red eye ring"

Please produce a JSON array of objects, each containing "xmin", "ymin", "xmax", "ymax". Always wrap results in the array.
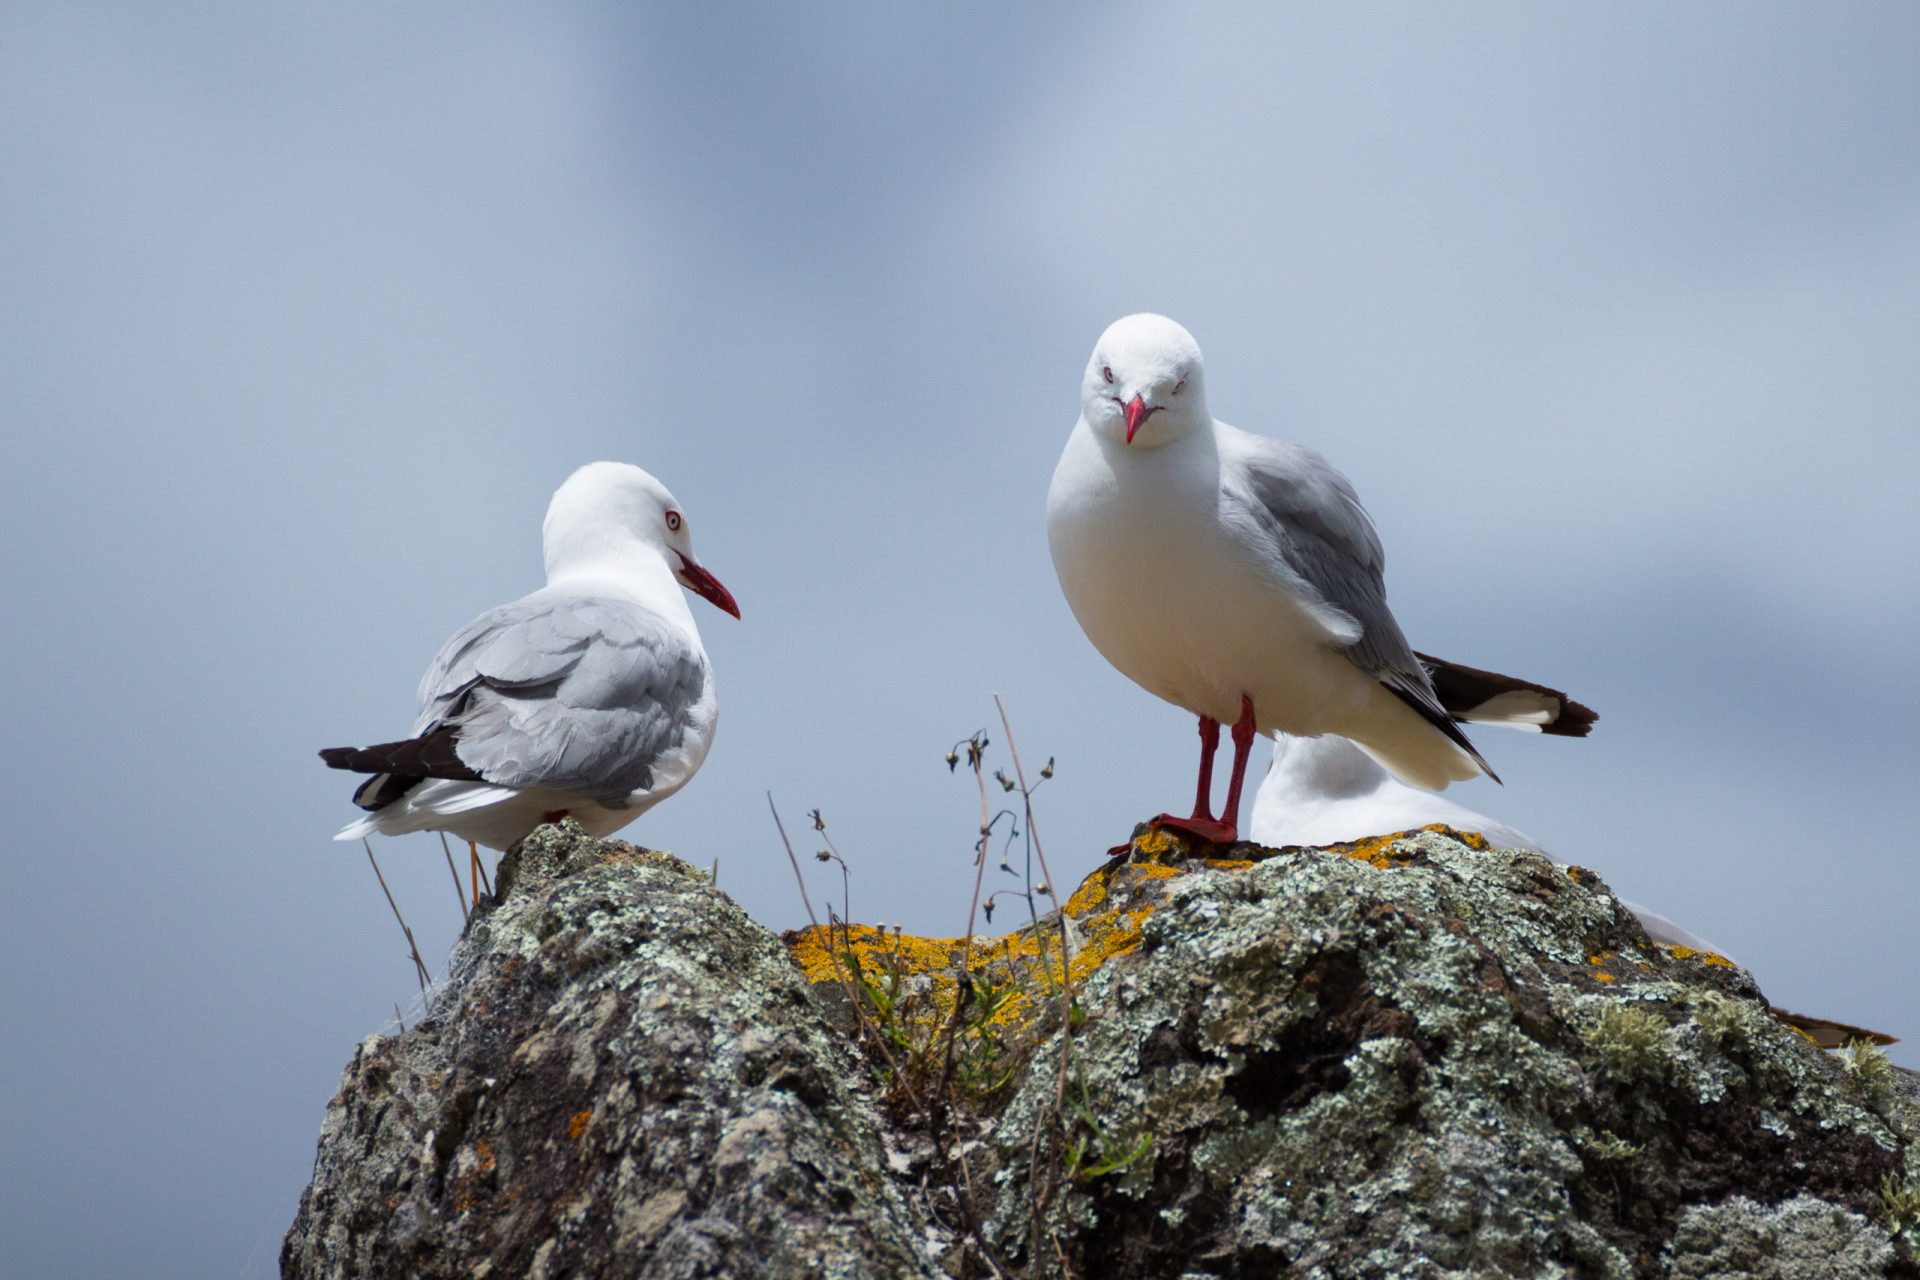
[
  {"xmin": 665, "ymin": 511, "xmax": 682, "ymax": 531},
  {"xmin": 1102, "ymin": 365, "xmax": 1114, "ymax": 384}
]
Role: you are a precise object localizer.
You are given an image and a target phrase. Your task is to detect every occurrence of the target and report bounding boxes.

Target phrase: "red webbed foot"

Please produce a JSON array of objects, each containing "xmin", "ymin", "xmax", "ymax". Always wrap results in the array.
[{"xmin": 1149, "ymin": 813, "xmax": 1239, "ymax": 845}]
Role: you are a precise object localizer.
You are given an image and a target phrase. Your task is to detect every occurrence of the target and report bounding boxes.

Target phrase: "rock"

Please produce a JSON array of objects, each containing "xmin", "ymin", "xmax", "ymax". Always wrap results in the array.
[
  {"xmin": 960, "ymin": 828, "xmax": 1919, "ymax": 1278},
  {"xmin": 1666, "ymin": 1195, "xmax": 1892, "ymax": 1279},
  {"xmin": 288, "ymin": 821, "xmax": 1920, "ymax": 1279},
  {"xmin": 281, "ymin": 821, "xmax": 936, "ymax": 1280}
]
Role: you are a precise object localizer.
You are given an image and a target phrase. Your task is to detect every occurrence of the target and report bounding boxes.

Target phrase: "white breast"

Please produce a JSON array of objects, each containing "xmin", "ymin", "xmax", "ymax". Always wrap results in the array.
[{"xmin": 1045, "ymin": 420, "xmax": 1372, "ymax": 733}]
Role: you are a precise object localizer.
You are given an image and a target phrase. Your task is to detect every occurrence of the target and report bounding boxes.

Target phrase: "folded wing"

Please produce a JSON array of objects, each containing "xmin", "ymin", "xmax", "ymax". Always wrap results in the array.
[
  {"xmin": 323, "ymin": 590, "xmax": 707, "ymax": 811},
  {"xmin": 1225, "ymin": 431, "xmax": 1496, "ymax": 779}
]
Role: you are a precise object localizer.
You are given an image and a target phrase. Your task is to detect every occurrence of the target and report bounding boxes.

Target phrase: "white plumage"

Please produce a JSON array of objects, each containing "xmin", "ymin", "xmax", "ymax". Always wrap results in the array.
[
  {"xmin": 324, "ymin": 461, "xmax": 738, "ymax": 851},
  {"xmin": 1250, "ymin": 733, "xmax": 1727, "ymax": 956},
  {"xmin": 1046, "ymin": 314, "xmax": 1492, "ymax": 841}
]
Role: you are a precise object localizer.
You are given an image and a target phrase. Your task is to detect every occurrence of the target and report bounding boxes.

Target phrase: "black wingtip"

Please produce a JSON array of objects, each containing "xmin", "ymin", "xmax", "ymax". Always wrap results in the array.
[
  {"xmin": 1386, "ymin": 682, "xmax": 1502, "ymax": 785},
  {"xmin": 1542, "ymin": 697, "xmax": 1599, "ymax": 739},
  {"xmin": 318, "ymin": 729, "xmax": 483, "ymax": 781},
  {"xmin": 1414, "ymin": 651, "xmax": 1599, "ymax": 739}
]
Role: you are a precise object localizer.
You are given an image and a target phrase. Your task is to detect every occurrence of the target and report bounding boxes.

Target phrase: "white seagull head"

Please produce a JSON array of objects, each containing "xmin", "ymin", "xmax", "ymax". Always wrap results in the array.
[
  {"xmin": 542, "ymin": 461, "xmax": 740, "ymax": 618},
  {"xmin": 1080, "ymin": 313, "xmax": 1209, "ymax": 448}
]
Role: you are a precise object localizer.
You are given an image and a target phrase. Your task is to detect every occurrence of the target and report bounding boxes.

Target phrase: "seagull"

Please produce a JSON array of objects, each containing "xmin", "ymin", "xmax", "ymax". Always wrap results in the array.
[
  {"xmin": 321, "ymin": 461, "xmax": 739, "ymax": 853},
  {"xmin": 1249, "ymin": 730, "xmax": 1726, "ymax": 953},
  {"xmin": 1047, "ymin": 312, "xmax": 1551, "ymax": 843}
]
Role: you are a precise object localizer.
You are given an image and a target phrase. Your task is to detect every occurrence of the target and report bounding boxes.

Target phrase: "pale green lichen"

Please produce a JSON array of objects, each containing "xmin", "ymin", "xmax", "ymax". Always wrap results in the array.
[
  {"xmin": 287, "ymin": 820, "xmax": 937, "ymax": 1280},
  {"xmin": 974, "ymin": 829, "xmax": 1916, "ymax": 1278},
  {"xmin": 1843, "ymin": 1038, "xmax": 1902, "ymax": 1117},
  {"xmin": 1582, "ymin": 1001, "xmax": 1673, "ymax": 1084},
  {"xmin": 1879, "ymin": 1152, "xmax": 1920, "ymax": 1252},
  {"xmin": 298, "ymin": 822, "xmax": 1920, "ymax": 1279},
  {"xmin": 1573, "ymin": 1126, "xmax": 1645, "ymax": 1162},
  {"xmin": 1665, "ymin": 1195, "xmax": 1894, "ymax": 1278},
  {"xmin": 1687, "ymin": 988, "xmax": 1752, "ymax": 1049}
]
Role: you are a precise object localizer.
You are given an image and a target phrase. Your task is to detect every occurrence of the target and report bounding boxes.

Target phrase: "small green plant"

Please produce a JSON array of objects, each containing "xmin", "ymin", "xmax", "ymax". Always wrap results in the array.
[
  {"xmin": 948, "ymin": 972, "xmax": 1020, "ymax": 1101},
  {"xmin": 1062, "ymin": 1070, "xmax": 1152, "ymax": 1183},
  {"xmin": 777, "ymin": 703, "xmax": 1095, "ymax": 1275},
  {"xmin": 821, "ymin": 925, "xmax": 1032, "ymax": 1113}
]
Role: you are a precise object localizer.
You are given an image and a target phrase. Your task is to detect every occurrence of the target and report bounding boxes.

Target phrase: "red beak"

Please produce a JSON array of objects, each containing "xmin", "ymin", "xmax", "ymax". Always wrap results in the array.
[
  {"xmin": 1124, "ymin": 394, "xmax": 1159, "ymax": 444},
  {"xmin": 674, "ymin": 553, "xmax": 741, "ymax": 619}
]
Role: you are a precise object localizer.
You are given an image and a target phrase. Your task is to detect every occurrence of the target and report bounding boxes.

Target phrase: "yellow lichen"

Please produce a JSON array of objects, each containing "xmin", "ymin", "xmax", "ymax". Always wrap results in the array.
[
  {"xmin": 1064, "ymin": 877, "xmax": 1108, "ymax": 914},
  {"xmin": 1439, "ymin": 826, "xmax": 1494, "ymax": 852},
  {"xmin": 567, "ymin": 1109, "xmax": 592, "ymax": 1140},
  {"xmin": 1662, "ymin": 944, "xmax": 1737, "ymax": 969},
  {"xmin": 783, "ymin": 825, "xmax": 1513, "ymax": 1053},
  {"xmin": 1129, "ymin": 828, "xmax": 1186, "ymax": 858}
]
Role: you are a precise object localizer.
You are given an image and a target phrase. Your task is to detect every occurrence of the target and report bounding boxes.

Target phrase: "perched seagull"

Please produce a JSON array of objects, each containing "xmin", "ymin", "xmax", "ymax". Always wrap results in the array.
[
  {"xmin": 1047, "ymin": 312, "xmax": 1546, "ymax": 842},
  {"xmin": 1250, "ymin": 730, "xmax": 1725, "ymax": 953},
  {"xmin": 321, "ymin": 461, "xmax": 739, "ymax": 852}
]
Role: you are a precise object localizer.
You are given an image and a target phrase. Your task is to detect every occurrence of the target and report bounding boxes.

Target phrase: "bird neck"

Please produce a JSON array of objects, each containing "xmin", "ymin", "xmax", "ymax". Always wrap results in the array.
[{"xmin": 548, "ymin": 548, "xmax": 699, "ymax": 634}]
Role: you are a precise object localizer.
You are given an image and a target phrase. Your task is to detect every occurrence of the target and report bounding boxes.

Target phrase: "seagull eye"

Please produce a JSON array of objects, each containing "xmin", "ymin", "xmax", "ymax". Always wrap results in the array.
[
  {"xmin": 1102, "ymin": 365, "xmax": 1114, "ymax": 385},
  {"xmin": 1173, "ymin": 377, "xmax": 1187, "ymax": 395},
  {"xmin": 665, "ymin": 511, "xmax": 682, "ymax": 532}
]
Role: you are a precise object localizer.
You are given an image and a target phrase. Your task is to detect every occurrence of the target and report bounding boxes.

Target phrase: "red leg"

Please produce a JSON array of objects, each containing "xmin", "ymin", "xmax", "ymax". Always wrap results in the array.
[
  {"xmin": 1217, "ymin": 695, "xmax": 1258, "ymax": 838},
  {"xmin": 469, "ymin": 840, "xmax": 480, "ymax": 908},
  {"xmin": 1111, "ymin": 714, "xmax": 1226, "ymax": 855},
  {"xmin": 1191, "ymin": 715, "xmax": 1220, "ymax": 821},
  {"xmin": 1148, "ymin": 710, "xmax": 1241, "ymax": 845}
]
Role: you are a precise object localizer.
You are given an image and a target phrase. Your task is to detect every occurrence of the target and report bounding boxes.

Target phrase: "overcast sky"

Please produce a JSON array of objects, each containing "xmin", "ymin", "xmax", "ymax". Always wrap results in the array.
[{"xmin": 3, "ymin": 5, "xmax": 1917, "ymax": 1277}]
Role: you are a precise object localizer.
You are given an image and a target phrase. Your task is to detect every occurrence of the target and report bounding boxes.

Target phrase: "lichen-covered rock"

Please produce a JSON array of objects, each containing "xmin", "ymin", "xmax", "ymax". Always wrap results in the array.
[
  {"xmin": 1665, "ymin": 1195, "xmax": 1893, "ymax": 1278},
  {"xmin": 968, "ymin": 829, "xmax": 1918, "ymax": 1279},
  {"xmin": 282, "ymin": 821, "xmax": 936, "ymax": 1280},
  {"xmin": 290, "ymin": 820, "xmax": 1918, "ymax": 1279}
]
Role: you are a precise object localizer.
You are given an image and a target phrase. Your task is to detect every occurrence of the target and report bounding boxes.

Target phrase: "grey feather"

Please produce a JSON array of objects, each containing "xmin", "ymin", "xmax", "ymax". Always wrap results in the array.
[
  {"xmin": 1227, "ymin": 434, "xmax": 1496, "ymax": 778},
  {"xmin": 410, "ymin": 589, "xmax": 707, "ymax": 805},
  {"xmin": 1230, "ymin": 441, "xmax": 1425, "ymax": 690}
]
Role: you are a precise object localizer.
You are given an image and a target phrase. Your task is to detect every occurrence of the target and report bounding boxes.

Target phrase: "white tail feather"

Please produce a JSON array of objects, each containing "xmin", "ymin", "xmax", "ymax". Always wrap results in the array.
[{"xmin": 1453, "ymin": 691, "xmax": 1558, "ymax": 728}]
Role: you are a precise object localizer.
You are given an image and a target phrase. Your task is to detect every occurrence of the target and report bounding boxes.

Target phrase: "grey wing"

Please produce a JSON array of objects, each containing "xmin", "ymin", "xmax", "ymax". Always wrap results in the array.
[
  {"xmin": 413, "ymin": 592, "xmax": 707, "ymax": 804},
  {"xmin": 1227, "ymin": 435, "xmax": 1491, "ymax": 772},
  {"xmin": 1228, "ymin": 437, "xmax": 1424, "ymax": 689}
]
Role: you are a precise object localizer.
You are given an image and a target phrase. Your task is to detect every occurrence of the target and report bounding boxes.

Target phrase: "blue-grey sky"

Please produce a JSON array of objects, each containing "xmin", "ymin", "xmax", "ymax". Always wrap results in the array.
[{"xmin": 3, "ymin": 6, "xmax": 1917, "ymax": 1277}]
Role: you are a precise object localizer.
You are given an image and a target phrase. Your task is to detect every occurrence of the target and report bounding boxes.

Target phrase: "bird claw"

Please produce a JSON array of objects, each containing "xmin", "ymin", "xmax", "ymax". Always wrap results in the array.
[{"xmin": 1149, "ymin": 813, "xmax": 1239, "ymax": 846}]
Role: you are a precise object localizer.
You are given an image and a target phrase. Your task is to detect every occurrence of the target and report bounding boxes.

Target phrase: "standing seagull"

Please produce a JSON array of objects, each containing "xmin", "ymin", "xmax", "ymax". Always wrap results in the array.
[
  {"xmin": 322, "ymin": 461, "xmax": 739, "ymax": 852},
  {"xmin": 1047, "ymin": 313, "xmax": 1519, "ymax": 843}
]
